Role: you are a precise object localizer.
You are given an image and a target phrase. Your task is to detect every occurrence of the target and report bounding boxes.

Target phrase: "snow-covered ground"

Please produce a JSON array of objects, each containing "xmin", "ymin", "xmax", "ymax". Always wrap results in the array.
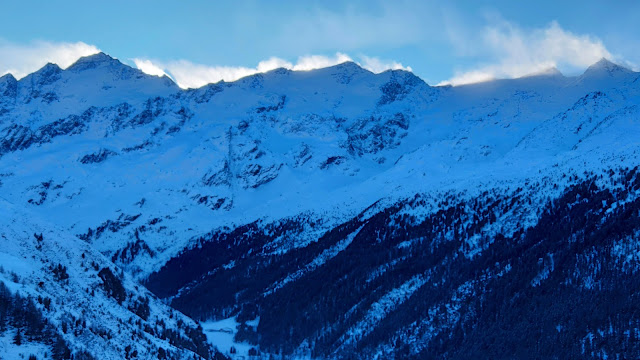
[{"xmin": 202, "ymin": 317, "xmax": 259, "ymax": 359}]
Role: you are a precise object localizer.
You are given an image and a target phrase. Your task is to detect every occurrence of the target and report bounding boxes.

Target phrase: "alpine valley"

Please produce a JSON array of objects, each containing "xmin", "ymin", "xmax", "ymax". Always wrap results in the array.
[{"xmin": 1, "ymin": 52, "xmax": 640, "ymax": 359}]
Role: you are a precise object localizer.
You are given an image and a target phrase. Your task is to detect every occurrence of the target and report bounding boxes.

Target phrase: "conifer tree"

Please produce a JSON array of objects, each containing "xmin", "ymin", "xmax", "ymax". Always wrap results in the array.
[{"xmin": 13, "ymin": 328, "xmax": 22, "ymax": 345}]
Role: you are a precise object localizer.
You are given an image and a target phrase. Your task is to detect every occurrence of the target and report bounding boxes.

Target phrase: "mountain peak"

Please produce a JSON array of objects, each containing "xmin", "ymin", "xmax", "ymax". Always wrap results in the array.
[
  {"xmin": 591, "ymin": 57, "xmax": 617, "ymax": 68},
  {"xmin": 0, "ymin": 72, "xmax": 17, "ymax": 98},
  {"xmin": 0, "ymin": 72, "xmax": 17, "ymax": 83},
  {"xmin": 537, "ymin": 66, "xmax": 563, "ymax": 77},
  {"xmin": 328, "ymin": 61, "xmax": 371, "ymax": 76},
  {"xmin": 66, "ymin": 52, "xmax": 122, "ymax": 72},
  {"xmin": 333, "ymin": 61, "xmax": 363, "ymax": 70},
  {"xmin": 40, "ymin": 62, "xmax": 63, "ymax": 72},
  {"xmin": 321, "ymin": 61, "xmax": 370, "ymax": 84},
  {"xmin": 20, "ymin": 62, "xmax": 63, "ymax": 86},
  {"xmin": 583, "ymin": 58, "xmax": 632, "ymax": 77},
  {"xmin": 267, "ymin": 67, "xmax": 292, "ymax": 76}
]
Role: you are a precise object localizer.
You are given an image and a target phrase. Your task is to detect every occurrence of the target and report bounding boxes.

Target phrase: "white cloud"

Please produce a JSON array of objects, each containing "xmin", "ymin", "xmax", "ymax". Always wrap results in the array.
[
  {"xmin": 137, "ymin": 53, "xmax": 412, "ymax": 89},
  {"xmin": 439, "ymin": 20, "xmax": 613, "ymax": 86},
  {"xmin": 0, "ymin": 40, "xmax": 100, "ymax": 79}
]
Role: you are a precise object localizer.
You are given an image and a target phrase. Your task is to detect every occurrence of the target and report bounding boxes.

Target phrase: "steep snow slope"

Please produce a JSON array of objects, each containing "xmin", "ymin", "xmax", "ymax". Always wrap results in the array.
[
  {"xmin": 0, "ymin": 197, "xmax": 227, "ymax": 359},
  {"xmin": 0, "ymin": 54, "xmax": 639, "ymax": 274},
  {"xmin": 0, "ymin": 53, "xmax": 442, "ymax": 277}
]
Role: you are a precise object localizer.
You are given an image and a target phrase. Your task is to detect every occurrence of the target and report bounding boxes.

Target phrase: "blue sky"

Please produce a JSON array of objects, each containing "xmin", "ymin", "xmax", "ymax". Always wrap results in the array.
[{"xmin": 1, "ymin": 0, "xmax": 639, "ymax": 87}]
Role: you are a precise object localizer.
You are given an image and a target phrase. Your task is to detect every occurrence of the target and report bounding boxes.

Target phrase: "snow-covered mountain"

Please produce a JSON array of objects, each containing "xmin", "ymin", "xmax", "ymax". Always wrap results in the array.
[
  {"xmin": 2, "ymin": 53, "xmax": 640, "ymax": 359},
  {"xmin": 0, "ymin": 198, "xmax": 227, "ymax": 359}
]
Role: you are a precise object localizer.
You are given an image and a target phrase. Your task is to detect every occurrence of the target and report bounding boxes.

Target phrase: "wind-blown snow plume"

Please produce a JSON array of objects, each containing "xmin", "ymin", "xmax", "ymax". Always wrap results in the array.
[
  {"xmin": 291, "ymin": 53, "xmax": 353, "ymax": 71},
  {"xmin": 359, "ymin": 55, "xmax": 413, "ymax": 73},
  {"xmin": 440, "ymin": 20, "xmax": 613, "ymax": 86},
  {"xmin": 134, "ymin": 53, "xmax": 412, "ymax": 89},
  {"xmin": 132, "ymin": 58, "xmax": 170, "ymax": 78},
  {"xmin": 0, "ymin": 39, "xmax": 100, "ymax": 79}
]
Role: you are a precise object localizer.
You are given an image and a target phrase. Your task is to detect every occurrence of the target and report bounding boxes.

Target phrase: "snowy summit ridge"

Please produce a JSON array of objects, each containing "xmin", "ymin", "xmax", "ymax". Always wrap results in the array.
[{"xmin": 2, "ymin": 52, "xmax": 640, "ymax": 359}]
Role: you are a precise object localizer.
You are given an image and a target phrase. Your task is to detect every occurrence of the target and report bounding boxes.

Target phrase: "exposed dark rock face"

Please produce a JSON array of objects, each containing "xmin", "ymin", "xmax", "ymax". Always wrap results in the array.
[
  {"xmin": 346, "ymin": 113, "xmax": 409, "ymax": 156},
  {"xmin": 378, "ymin": 71, "xmax": 424, "ymax": 105},
  {"xmin": 79, "ymin": 148, "xmax": 117, "ymax": 164}
]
